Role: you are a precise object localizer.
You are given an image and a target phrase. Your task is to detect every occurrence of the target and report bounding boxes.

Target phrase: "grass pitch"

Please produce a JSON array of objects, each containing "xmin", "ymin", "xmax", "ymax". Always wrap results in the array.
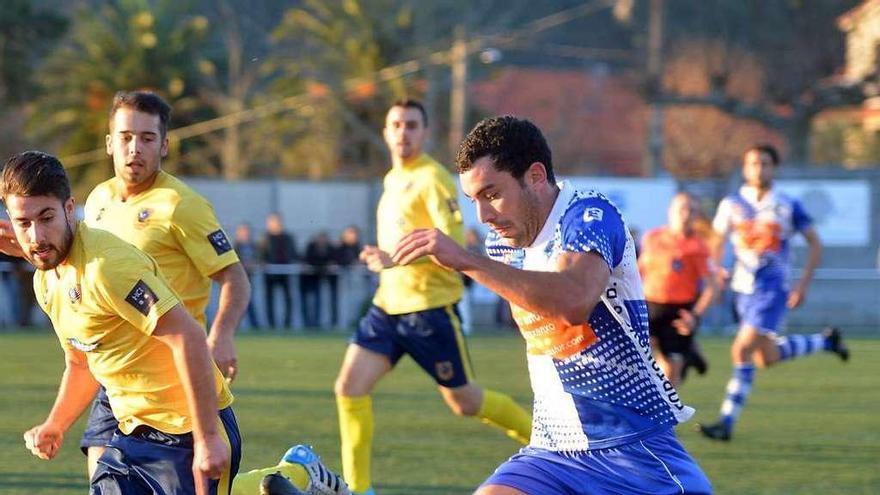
[{"xmin": 0, "ymin": 330, "xmax": 877, "ymax": 494}]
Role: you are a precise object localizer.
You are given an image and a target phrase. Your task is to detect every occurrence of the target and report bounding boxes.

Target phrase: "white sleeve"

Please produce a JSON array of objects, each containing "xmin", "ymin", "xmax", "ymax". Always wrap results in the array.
[{"xmin": 712, "ymin": 198, "xmax": 731, "ymax": 236}]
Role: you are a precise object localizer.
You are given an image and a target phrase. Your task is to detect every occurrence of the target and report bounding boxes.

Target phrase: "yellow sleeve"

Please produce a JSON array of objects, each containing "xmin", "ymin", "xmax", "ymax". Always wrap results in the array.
[
  {"xmin": 170, "ymin": 195, "xmax": 240, "ymax": 277},
  {"xmin": 33, "ymin": 271, "xmax": 71, "ymax": 351},
  {"xmin": 422, "ymin": 171, "xmax": 465, "ymax": 246},
  {"xmin": 89, "ymin": 248, "xmax": 179, "ymax": 335}
]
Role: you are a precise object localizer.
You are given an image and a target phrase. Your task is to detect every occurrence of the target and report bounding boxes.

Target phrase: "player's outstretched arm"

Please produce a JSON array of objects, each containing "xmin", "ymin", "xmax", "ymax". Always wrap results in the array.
[
  {"xmin": 153, "ymin": 304, "xmax": 229, "ymax": 491},
  {"xmin": 788, "ymin": 226, "xmax": 822, "ymax": 309},
  {"xmin": 393, "ymin": 228, "xmax": 609, "ymax": 325},
  {"xmin": 24, "ymin": 347, "xmax": 99, "ymax": 460},
  {"xmin": 208, "ymin": 262, "xmax": 250, "ymax": 382}
]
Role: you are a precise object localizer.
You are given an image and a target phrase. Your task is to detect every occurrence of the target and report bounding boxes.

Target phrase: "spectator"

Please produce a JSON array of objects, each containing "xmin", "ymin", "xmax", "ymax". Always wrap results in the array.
[
  {"xmin": 330, "ymin": 226, "xmax": 363, "ymax": 326},
  {"xmin": 234, "ymin": 222, "xmax": 261, "ymax": 329},
  {"xmin": 300, "ymin": 231, "xmax": 334, "ymax": 328},
  {"xmin": 260, "ymin": 213, "xmax": 297, "ymax": 329},
  {"xmin": 335, "ymin": 226, "xmax": 362, "ymax": 267},
  {"xmin": 7, "ymin": 256, "xmax": 36, "ymax": 327},
  {"xmin": 0, "ymin": 252, "xmax": 18, "ymax": 327}
]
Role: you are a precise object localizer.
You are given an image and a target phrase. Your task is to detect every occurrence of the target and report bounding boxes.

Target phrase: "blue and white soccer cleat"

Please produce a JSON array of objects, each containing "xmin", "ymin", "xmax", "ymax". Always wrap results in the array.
[{"xmin": 282, "ymin": 445, "xmax": 351, "ymax": 495}]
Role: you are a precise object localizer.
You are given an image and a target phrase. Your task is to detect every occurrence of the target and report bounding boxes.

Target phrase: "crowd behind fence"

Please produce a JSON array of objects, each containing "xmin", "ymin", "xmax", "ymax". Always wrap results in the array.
[{"xmin": 2, "ymin": 261, "xmax": 877, "ymax": 334}]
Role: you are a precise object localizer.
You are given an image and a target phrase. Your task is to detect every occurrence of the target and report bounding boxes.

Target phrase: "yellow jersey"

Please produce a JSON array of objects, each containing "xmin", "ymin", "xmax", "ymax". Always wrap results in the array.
[
  {"xmin": 34, "ymin": 223, "xmax": 233, "ymax": 435},
  {"xmin": 84, "ymin": 171, "xmax": 239, "ymax": 326},
  {"xmin": 373, "ymin": 153, "xmax": 464, "ymax": 314}
]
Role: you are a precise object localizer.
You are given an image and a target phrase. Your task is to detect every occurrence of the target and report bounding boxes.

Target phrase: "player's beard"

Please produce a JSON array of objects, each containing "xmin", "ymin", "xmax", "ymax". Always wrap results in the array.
[
  {"xmin": 505, "ymin": 188, "xmax": 542, "ymax": 248},
  {"xmin": 28, "ymin": 215, "xmax": 74, "ymax": 271}
]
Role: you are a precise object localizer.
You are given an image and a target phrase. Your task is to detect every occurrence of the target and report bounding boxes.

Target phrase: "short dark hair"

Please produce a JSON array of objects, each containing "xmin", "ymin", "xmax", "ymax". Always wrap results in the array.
[
  {"xmin": 1, "ymin": 151, "xmax": 71, "ymax": 202},
  {"xmin": 456, "ymin": 116, "xmax": 554, "ymax": 183},
  {"xmin": 109, "ymin": 90, "xmax": 172, "ymax": 138},
  {"xmin": 746, "ymin": 144, "xmax": 780, "ymax": 166},
  {"xmin": 390, "ymin": 99, "xmax": 428, "ymax": 127}
]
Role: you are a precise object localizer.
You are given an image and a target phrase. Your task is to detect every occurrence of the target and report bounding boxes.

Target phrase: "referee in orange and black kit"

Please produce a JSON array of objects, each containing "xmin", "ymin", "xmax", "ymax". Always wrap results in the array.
[{"xmin": 638, "ymin": 192, "xmax": 716, "ymax": 387}]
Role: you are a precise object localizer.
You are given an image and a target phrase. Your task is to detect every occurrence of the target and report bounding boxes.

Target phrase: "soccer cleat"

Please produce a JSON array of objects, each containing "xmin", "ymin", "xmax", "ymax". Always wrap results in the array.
[
  {"xmin": 823, "ymin": 327, "xmax": 849, "ymax": 362},
  {"xmin": 681, "ymin": 350, "xmax": 708, "ymax": 382},
  {"xmin": 282, "ymin": 444, "xmax": 351, "ymax": 495},
  {"xmin": 689, "ymin": 349, "xmax": 709, "ymax": 375},
  {"xmin": 697, "ymin": 421, "xmax": 731, "ymax": 442},
  {"xmin": 261, "ymin": 472, "xmax": 306, "ymax": 495}
]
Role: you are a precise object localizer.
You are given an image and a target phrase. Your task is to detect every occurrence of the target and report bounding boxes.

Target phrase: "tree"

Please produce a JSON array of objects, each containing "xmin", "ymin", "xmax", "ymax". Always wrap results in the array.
[
  {"xmin": 0, "ymin": 0, "xmax": 66, "ymax": 159},
  {"xmin": 0, "ymin": 0, "xmax": 67, "ymax": 104},
  {"xmin": 660, "ymin": 39, "xmax": 784, "ymax": 178},
  {"xmin": 27, "ymin": 0, "xmax": 213, "ymax": 194},
  {"xmin": 194, "ymin": 0, "xmax": 289, "ymax": 179},
  {"xmin": 265, "ymin": 0, "xmax": 558, "ymax": 178},
  {"xmin": 650, "ymin": 0, "xmax": 864, "ymax": 164}
]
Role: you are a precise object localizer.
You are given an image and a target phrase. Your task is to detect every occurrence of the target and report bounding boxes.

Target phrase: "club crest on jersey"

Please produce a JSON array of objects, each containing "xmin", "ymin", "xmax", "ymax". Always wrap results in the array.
[
  {"xmin": 67, "ymin": 337, "xmax": 99, "ymax": 352},
  {"xmin": 68, "ymin": 285, "xmax": 81, "ymax": 304},
  {"xmin": 137, "ymin": 208, "xmax": 152, "ymax": 223},
  {"xmin": 435, "ymin": 361, "xmax": 455, "ymax": 381},
  {"xmin": 583, "ymin": 207, "xmax": 604, "ymax": 223}
]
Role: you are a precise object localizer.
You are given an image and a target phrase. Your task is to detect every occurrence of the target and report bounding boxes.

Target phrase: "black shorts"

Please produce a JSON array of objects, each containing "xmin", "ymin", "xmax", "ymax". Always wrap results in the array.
[
  {"xmin": 352, "ymin": 303, "xmax": 473, "ymax": 388},
  {"xmin": 647, "ymin": 302, "xmax": 695, "ymax": 357}
]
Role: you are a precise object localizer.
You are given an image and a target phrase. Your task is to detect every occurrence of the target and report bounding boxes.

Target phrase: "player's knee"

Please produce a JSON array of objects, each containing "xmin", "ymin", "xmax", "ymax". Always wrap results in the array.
[
  {"xmin": 731, "ymin": 341, "xmax": 752, "ymax": 362},
  {"xmin": 334, "ymin": 375, "xmax": 357, "ymax": 397},
  {"xmin": 445, "ymin": 393, "xmax": 481, "ymax": 416}
]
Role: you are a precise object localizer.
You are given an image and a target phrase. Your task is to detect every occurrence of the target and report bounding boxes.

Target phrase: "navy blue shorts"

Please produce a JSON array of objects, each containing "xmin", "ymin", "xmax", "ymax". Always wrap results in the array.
[
  {"xmin": 482, "ymin": 428, "xmax": 712, "ymax": 494},
  {"xmin": 90, "ymin": 407, "xmax": 242, "ymax": 495},
  {"xmin": 352, "ymin": 304, "xmax": 473, "ymax": 388},
  {"xmin": 735, "ymin": 288, "xmax": 787, "ymax": 334},
  {"xmin": 81, "ymin": 386, "xmax": 117, "ymax": 453}
]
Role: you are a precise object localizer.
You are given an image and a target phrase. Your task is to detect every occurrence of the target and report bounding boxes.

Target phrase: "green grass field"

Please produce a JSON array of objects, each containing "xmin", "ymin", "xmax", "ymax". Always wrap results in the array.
[{"xmin": 0, "ymin": 330, "xmax": 877, "ymax": 494}]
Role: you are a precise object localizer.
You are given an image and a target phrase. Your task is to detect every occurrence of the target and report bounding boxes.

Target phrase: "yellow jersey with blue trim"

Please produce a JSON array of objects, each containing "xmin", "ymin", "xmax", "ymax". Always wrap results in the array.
[
  {"xmin": 84, "ymin": 171, "xmax": 239, "ymax": 326},
  {"xmin": 34, "ymin": 223, "xmax": 234, "ymax": 435},
  {"xmin": 373, "ymin": 153, "xmax": 464, "ymax": 314}
]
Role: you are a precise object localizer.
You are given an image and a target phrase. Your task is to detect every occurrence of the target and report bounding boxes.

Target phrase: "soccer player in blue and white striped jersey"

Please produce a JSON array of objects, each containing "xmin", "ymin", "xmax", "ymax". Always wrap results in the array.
[{"xmin": 392, "ymin": 116, "xmax": 712, "ymax": 495}]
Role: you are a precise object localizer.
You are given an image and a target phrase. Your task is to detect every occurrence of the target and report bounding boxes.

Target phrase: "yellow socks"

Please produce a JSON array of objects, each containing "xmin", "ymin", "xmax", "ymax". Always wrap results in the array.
[
  {"xmin": 231, "ymin": 461, "xmax": 309, "ymax": 495},
  {"xmin": 477, "ymin": 388, "xmax": 532, "ymax": 445},
  {"xmin": 337, "ymin": 394, "xmax": 374, "ymax": 493}
]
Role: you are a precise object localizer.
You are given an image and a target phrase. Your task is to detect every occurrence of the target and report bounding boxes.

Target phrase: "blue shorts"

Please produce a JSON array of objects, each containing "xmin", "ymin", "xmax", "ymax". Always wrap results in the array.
[
  {"xmin": 735, "ymin": 288, "xmax": 787, "ymax": 333},
  {"xmin": 81, "ymin": 386, "xmax": 117, "ymax": 453},
  {"xmin": 482, "ymin": 428, "xmax": 712, "ymax": 495},
  {"xmin": 90, "ymin": 407, "xmax": 242, "ymax": 495},
  {"xmin": 352, "ymin": 304, "xmax": 473, "ymax": 388}
]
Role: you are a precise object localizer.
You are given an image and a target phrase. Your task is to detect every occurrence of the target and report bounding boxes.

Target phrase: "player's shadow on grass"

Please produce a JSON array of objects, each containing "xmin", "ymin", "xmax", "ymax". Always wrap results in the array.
[{"xmin": 1, "ymin": 471, "xmax": 85, "ymax": 490}]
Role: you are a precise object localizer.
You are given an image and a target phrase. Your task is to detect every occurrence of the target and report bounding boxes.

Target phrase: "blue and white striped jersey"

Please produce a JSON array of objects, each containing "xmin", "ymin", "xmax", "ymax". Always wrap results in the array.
[
  {"xmin": 487, "ymin": 181, "xmax": 693, "ymax": 452},
  {"xmin": 712, "ymin": 185, "xmax": 812, "ymax": 294}
]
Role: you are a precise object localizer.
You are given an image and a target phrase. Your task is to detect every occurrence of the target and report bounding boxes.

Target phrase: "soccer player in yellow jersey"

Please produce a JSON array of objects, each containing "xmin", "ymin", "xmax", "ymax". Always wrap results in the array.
[
  {"xmin": 3, "ymin": 151, "xmax": 238, "ymax": 494},
  {"xmin": 333, "ymin": 100, "xmax": 531, "ymax": 495},
  {"xmin": 78, "ymin": 91, "xmax": 251, "ymax": 477}
]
